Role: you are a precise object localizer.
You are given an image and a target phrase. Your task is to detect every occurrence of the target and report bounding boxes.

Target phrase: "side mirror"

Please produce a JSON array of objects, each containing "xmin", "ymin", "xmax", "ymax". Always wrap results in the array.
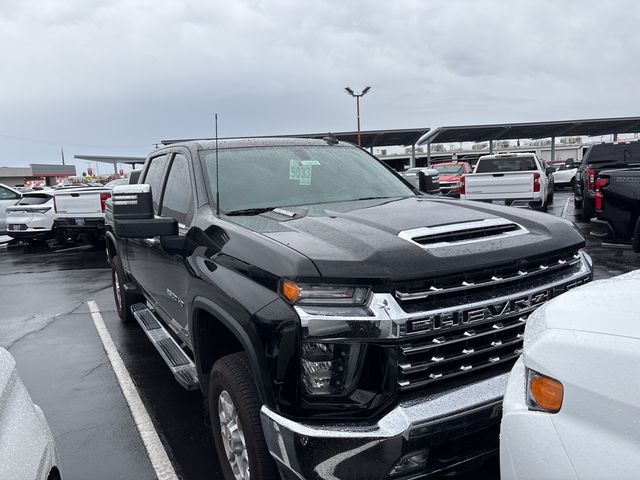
[
  {"xmin": 112, "ymin": 184, "xmax": 177, "ymax": 238},
  {"xmin": 545, "ymin": 167, "xmax": 555, "ymax": 176}
]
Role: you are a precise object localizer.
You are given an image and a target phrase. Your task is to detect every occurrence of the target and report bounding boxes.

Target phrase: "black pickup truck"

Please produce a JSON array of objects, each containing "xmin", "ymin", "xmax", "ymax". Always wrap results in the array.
[
  {"xmin": 591, "ymin": 167, "xmax": 640, "ymax": 251},
  {"xmin": 105, "ymin": 138, "xmax": 592, "ymax": 480},
  {"xmin": 574, "ymin": 141, "xmax": 640, "ymax": 221}
]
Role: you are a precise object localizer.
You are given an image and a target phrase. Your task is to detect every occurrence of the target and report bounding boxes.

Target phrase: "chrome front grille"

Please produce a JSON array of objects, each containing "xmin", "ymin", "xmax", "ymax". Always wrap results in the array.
[{"xmin": 395, "ymin": 249, "xmax": 592, "ymax": 392}]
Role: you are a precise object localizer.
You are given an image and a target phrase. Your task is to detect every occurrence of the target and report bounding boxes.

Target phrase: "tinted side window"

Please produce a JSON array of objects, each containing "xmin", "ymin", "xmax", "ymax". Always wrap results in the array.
[
  {"xmin": 143, "ymin": 155, "xmax": 169, "ymax": 214},
  {"xmin": 0, "ymin": 186, "xmax": 18, "ymax": 200},
  {"xmin": 161, "ymin": 154, "xmax": 192, "ymax": 225}
]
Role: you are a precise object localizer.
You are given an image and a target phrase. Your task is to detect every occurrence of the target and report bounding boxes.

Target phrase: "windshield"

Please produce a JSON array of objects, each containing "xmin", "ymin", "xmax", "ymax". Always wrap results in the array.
[
  {"xmin": 433, "ymin": 164, "xmax": 463, "ymax": 175},
  {"xmin": 105, "ymin": 179, "xmax": 129, "ymax": 188},
  {"xmin": 475, "ymin": 156, "xmax": 537, "ymax": 173},
  {"xmin": 201, "ymin": 146, "xmax": 414, "ymax": 212}
]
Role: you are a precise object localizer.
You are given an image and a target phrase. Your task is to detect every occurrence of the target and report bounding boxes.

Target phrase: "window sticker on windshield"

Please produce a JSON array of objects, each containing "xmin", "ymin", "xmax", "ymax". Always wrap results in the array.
[
  {"xmin": 289, "ymin": 159, "xmax": 312, "ymax": 185},
  {"xmin": 300, "ymin": 160, "xmax": 321, "ymax": 166}
]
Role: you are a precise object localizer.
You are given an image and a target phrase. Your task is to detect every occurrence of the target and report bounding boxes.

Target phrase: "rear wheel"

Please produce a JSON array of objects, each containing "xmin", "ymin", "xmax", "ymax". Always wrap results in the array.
[
  {"xmin": 209, "ymin": 353, "xmax": 278, "ymax": 480},
  {"xmin": 581, "ymin": 198, "xmax": 595, "ymax": 222},
  {"xmin": 111, "ymin": 254, "xmax": 143, "ymax": 323}
]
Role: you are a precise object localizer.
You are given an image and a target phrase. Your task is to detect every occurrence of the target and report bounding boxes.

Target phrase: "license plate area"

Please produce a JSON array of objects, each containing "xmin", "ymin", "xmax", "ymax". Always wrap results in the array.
[
  {"xmin": 75, "ymin": 218, "xmax": 85, "ymax": 226},
  {"xmin": 492, "ymin": 200, "xmax": 506, "ymax": 205}
]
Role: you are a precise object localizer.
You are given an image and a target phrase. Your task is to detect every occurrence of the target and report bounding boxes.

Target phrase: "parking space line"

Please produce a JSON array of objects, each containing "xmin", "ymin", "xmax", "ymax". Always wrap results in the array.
[
  {"xmin": 88, "ymin": 300, "xmax": 178, "ymax": 480},
  {"xmin": 561, "ymin": 197, "xmax": 571, "ymax": 219}
]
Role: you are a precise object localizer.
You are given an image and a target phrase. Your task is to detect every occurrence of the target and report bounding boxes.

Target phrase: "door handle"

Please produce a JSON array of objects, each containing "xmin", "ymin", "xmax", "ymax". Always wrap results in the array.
[{"xmin": 144, "ymin": 238, "xmax": 160, "ymax": 247}]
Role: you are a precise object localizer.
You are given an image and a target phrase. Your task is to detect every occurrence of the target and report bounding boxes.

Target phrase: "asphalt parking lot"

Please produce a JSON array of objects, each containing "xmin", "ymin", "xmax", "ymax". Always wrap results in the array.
[{"xmin": 2, "ymin": 189, "xmax": 639, "ymax": 480}]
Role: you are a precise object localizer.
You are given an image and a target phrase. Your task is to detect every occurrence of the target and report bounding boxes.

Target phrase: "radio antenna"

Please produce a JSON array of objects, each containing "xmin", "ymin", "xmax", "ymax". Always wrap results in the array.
[{"xmin": 215, "ymin": 113, "xmax": 220, "ymax": 216}]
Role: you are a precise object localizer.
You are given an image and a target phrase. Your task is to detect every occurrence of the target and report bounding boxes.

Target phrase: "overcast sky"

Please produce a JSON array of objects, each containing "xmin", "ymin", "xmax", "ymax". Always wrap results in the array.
[{"xmin": 1, "ymin": 0, "xmax": 638, "ymax": 168}]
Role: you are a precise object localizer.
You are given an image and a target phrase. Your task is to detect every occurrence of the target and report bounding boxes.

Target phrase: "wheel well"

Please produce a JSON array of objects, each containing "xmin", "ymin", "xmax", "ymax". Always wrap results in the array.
[
  {"xmin": 47, "ymin": 467, "xmax": 61, "ymax": 480},
  {"xmin": 106, "ymin": 235, "xmax": 117, "ymax": 263},
  {"xmin": 193, "ymin": 309, "xmax": 244, "ymax": 391}
]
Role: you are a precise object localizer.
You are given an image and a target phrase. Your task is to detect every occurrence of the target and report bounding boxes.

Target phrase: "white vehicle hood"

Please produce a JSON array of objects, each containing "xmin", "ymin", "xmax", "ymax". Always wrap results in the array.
[{"xmin": 525, "ymin": 269, "xmax": 640, "ymax": 342}]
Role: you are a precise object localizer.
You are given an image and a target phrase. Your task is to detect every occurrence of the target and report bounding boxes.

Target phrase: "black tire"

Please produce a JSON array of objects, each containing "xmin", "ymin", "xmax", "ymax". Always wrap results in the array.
[
  {"xmin": 209, "ymin": 353, "xmax": 278, "ymax": 480},
  {"xmin": 574, "ymin": 196, "xmax": 582, "ymax": 209},
  {"xmin": 547, "ymin": 189, "xmax": 554, "ymax": 205},
  {"xmin": 632, "ymin": 217, "xmax": 640, "ymax": 253},
  {"xmin": 111, "ymin": 254, "xmax": 142, "ymax": 323},
  {"xmin": 581, "ymin": 198, "xmax": 595, "ymax": 222}
]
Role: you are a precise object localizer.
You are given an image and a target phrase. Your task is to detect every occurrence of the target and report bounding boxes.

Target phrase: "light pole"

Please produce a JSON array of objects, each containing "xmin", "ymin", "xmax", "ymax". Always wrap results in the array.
[{"xmin": 344, "ymin": 86, "xmax": 371, "ymax": 147}]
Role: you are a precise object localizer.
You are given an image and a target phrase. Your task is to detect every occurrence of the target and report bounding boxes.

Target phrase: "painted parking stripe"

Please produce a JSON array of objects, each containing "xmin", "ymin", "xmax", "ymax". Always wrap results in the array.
[{"xmin": 88, "ymin": 301, "xmax": 178, "ymax": 480}]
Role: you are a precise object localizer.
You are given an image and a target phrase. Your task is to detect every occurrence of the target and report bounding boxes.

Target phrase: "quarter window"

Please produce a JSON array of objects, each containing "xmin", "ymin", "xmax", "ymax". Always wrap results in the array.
[
  {"xmin": 143, "ymin": 155, "xmax": 169, "ymax": 214},
  {"xmin": 161, "ymin": 154, "xmax": 192, "ymax": 225}
]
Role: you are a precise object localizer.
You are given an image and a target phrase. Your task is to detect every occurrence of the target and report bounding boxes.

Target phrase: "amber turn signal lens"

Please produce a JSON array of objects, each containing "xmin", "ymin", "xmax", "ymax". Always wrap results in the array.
[
  {"xmin": 529, "ymin": 372, "xmax": 564, "ymax": 413},
  {"xmin": 282, "ymin": 280, "xmax": 301, "ymax": 303}
]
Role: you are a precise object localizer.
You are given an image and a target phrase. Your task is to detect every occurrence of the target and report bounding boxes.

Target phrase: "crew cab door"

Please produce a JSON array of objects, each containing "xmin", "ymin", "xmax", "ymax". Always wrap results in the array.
[
  {"xmin": 149, "ymin": 151, "xmax": 195, "ymax": 343},
  {"xmin": 126, "ymin": 153, "xmax": 169, "ymax": 296}
]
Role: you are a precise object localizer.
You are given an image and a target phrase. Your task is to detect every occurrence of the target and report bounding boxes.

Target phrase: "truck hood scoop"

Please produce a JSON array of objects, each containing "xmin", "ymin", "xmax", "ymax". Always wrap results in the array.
[{"xmin": 398, "ymin": 218, "xmax": 527, "ymax": 249}]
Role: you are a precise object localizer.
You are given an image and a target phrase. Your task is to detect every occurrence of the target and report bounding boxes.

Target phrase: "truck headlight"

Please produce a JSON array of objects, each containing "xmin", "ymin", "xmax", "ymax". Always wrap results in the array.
[
  {"xmin": 281, "ymin": 280, "xmax": 373, "ymax": 317},
  {"xmin": 301, "ymin": 342, "xmax": 363, "ymax": 395},
  {"xmin": 526, "ymin": 368, "xmax": 564, "ymax": 413}
]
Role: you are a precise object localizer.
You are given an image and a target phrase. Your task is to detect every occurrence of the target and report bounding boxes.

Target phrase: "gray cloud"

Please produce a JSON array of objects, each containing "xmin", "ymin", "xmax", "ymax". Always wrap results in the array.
[{"xmin": 0, "ymin": 0, "xmax": 638, "ymax": 166}]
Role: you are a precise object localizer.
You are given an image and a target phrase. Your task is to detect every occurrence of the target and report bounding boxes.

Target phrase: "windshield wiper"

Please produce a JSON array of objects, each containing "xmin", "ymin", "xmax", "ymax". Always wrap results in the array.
[{"xmin": 224, "ymin": 207, "xmax": 277, "ymax": 216}]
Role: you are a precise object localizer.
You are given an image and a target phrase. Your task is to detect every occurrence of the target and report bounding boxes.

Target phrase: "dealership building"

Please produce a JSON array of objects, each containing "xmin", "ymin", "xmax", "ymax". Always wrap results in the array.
[{"xmin": 0, "ymin": 163, "xmax": 76, "ymax": 187}]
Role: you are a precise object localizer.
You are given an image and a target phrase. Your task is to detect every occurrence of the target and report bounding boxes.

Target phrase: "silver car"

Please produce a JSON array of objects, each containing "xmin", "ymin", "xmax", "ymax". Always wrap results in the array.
[
  {"xmin": 0, "ymin": 348, "xmax": 60, "ymax": 480},
  {"xmin": 0, "ymin": 183, "xmax": 22, "ymax": 235}
]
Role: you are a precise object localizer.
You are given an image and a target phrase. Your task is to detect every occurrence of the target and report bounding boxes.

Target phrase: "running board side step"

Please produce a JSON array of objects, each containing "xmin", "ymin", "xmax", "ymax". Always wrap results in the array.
[{"xmin": 131, "ymin": 303, "xmax": 199, "ymax": 391}]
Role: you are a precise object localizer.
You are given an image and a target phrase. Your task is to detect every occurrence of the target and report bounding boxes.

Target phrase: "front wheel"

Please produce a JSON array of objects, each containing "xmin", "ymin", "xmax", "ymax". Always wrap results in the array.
[
  {"xmin": 209, "ymin": 353, "xmax": 278, "ymax": 480},
  {"xmin": 111, "ymin": 254, "xmax": 143, "ymax": 323}
]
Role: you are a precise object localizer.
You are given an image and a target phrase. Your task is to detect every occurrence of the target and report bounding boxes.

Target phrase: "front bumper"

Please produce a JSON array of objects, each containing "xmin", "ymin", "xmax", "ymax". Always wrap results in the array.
[
  {"xmin": 261, "ymin": 373, "xmax": 506, "ymax": 479},
  {"xmin": 500, "ymin": 358, "xmax": 576, "ymax": 480}
]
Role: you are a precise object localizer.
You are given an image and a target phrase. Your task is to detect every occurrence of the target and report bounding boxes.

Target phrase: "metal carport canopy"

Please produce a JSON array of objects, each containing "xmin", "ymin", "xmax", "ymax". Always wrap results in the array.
[
  {"xmin": 74, "ymin": 154, "xmax": 147, "ymax": 173},
  {"xmin": 161, "ymin": 127, "xmax": 430, "ymax": 149},
  {"xmin": 417, "ymin": 116, "xmax": 640, "ymax": 145}
]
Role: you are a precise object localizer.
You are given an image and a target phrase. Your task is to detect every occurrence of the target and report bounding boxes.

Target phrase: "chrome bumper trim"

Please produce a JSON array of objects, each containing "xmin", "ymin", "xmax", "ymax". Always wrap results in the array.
[{"xmin": 261, "ymin": 373, "xmax": 508, "ymax": 478}]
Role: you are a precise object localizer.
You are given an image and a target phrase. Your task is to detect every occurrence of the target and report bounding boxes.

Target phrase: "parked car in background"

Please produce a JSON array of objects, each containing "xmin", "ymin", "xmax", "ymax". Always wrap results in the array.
[
  {"xmin": 551, "ymin": 163, "xmax": 577, "ymax": 189},
  {"xmin": 590, "ymin": 167, "xmax": 640, "ymax": 251},
  {"xmin": 431, "ymin": 161, "xmax": 471, "ymax": 197},
  {"xmin": 460, "ymin": 153, "xmax": 554, "ymax": 211},
  {"xmin": 401, "ymin": 166, "xmax": 441, "ymax": 195},
  {"xmin": 6, "ymin": 191, "xmax": 56, "ymax": 243},
  {"xmin": 0, "ymin": 183, "xmax": 22, "ymax": 235},
  {"xmin": 53, "ymin": 185, "xmax": 112, "ymax": 246},
  {"xmin": 500, "ymin": 269, "xmax": 640, "ymax": 480},
  {"xmin": 0, "ymin": 347, "xmax": 61, "ymax": 480},
  {"xmin": 574, "ymin": 140, "xmax": 640, "ymax": 221}
]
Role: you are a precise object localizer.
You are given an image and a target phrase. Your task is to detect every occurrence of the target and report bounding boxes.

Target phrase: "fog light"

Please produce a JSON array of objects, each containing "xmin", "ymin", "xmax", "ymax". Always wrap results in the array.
[
  {"xmin": 388, "ymin": 449, "xmax": 428, "ymax": 476},
  {"xmin": 301, "ymin": 342, "xmax": 361, "ymax": 395}
]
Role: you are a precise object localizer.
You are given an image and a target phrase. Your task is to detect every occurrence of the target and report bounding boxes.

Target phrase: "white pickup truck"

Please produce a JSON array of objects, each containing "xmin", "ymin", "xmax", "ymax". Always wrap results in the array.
[
  {"xmin": 461, "ymin": 153, "xmax": 555, "ymax": 211},
  {"xmin": 53, "ymin": 186, "xmax": 112, "ymax": 245}
]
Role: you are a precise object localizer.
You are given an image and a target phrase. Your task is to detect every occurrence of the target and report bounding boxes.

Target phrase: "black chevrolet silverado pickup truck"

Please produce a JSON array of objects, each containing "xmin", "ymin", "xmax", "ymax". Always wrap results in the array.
[
  {"xmin": 591, "ymin": 167, "xmax": 640, "ymax": 251},
  {"xmin": 105, "ymin": 138, "xmax": 593, "ymax": 480}
]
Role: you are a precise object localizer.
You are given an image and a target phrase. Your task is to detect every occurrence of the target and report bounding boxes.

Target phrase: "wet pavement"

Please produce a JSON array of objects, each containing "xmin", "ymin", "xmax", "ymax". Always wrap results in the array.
[{"xmin": 1, "ymin": 189, "xmax": 639, "ymax": 480}]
